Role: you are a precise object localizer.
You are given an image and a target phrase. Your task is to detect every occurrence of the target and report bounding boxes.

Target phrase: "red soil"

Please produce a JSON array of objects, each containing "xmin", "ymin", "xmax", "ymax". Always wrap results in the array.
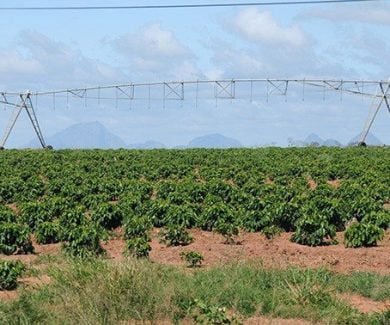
[
  {"xmin": 337, "ymin": 293, "xmax": 390, "ymax": 314},
  {"xmin": 1, "ymin": 230, "xmax": 389, "ymax": 315},
  {"xmin": 2, "ymin": 230, "xmax": 389, "ymax": 275}
]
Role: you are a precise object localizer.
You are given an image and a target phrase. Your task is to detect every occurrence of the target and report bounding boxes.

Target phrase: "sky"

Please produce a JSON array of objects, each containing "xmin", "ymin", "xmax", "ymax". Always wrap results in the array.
[{"xmin": 0, "ymin": 0, "xmax": 389, "ymax": 147}]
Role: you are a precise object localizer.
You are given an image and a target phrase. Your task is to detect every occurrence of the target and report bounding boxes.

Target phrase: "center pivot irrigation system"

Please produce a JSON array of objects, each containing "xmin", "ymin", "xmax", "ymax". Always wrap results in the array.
[{"xmin": 0, "ymin": 78, "xmax": 389, "ymax": 149}]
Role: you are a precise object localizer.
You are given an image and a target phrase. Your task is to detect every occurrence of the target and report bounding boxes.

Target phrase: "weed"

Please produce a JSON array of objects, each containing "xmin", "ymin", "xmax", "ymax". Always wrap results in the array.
[{"xmin": 180, "ymin": 251, "xmax": 204, "ymax": 268}]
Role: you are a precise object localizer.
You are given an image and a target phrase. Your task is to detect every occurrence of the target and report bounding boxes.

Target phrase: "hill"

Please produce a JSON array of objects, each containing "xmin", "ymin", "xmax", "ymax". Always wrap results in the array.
[
  {"xmin": 187, "ymin": 133, "xmax": 242, "ymax": 148},
  {"xmin": 26, "ymin": 121, "xmax": 127, "ymax": 149}
]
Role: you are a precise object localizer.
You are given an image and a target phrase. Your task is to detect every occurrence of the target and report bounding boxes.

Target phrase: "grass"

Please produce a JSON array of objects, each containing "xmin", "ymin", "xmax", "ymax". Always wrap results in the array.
[
  {"xmin": 0, "ymin": 257, "xmax": 388, "ymax": 324},
  {"xmin": 331, "ymin": 272, "xmax": 390, "ymax": 302}
]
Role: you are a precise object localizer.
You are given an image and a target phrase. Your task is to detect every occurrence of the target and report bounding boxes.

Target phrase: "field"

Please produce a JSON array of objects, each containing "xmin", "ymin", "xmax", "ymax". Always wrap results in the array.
[{"xmin": 0, "ymin": 147, "xmax": 389, "ymax": 324}]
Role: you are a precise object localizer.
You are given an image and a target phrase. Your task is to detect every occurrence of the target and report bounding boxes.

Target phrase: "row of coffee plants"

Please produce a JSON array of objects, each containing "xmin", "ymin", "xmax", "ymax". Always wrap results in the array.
[{"xmin": 0, "ymin": 148, "xmax": 388, "ymax": 258}]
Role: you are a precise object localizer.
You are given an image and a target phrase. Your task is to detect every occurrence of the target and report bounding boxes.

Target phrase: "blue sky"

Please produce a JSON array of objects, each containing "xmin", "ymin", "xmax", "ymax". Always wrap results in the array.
[{"xmin": 0, "ymin": 0, "xmax": 389, "ymax": 147}]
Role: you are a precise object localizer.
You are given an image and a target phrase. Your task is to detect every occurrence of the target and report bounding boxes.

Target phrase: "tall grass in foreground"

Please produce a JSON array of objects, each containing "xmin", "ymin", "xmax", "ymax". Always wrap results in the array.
[{"xmin": 0, "ymin": 258, "xmax": 388, "ymax": 324}]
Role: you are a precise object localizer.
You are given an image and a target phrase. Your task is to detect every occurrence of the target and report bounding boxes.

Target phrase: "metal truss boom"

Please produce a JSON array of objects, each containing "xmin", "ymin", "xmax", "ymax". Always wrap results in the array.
[
  {"xmin": 3, "ymin": 78, "xmax": 385, "ymax": 98},
  {"xmin": 0, "ymin": 78, "xmax": 389, "ymax": 148}
]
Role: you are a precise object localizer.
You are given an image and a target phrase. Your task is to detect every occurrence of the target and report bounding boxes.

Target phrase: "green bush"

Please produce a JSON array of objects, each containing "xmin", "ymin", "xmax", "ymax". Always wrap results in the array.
[
  {"xmin": 59, "ymin": 206, "xmax": 86, "ymax": 229},
  {"xmin": 0, "ymin": 205, "xmax": 16, "ymax": 223},
  {"xmin": 35, "ymin": 221, "xmax": 61, "ymax": 245},
  {"xmin": 62, "ymin": 225, "xmax": 105, "ymax": 258},
  {"xmin": 199, "ymin": 204, "xmax": 234, "ymax": 231},
  {"xmin": 163, "ymin": 205, "xmax": 197, "ymax": 228},
  {"xmin": 145, "ymin": 199, "xmax": 170, "ymax": 227},
  {"xmin": 126, "ymin": 236, "xmax": 151, "ymax": 258},
  {"xmin": 189, "ymin": 299, "xmax": 242, "ymax": 324},
  {"xmin": 159, "ymin": 225, "xmax": 193, "ymax": 246},
  {"xmin": 214, "ymin": 221, "xmax": 239, "ymax": 244},
  {"xmin": 261, "ymin": 225, "xmax": 282, "ymax": 240},
  {"xmin": 0, "ymin": 223, "xmax": 34, "ymax": 255},
  {"xmin": 19, "ymin": 202, "xmax": 52, "ymax": 231},
  {"xmin": 0, "ymin": 260, "xmax": 25, "ymax": 291},
  {"xmin": 291, "ymin": 214, "xmax": 337, "ymax": 247},
  {"xmin": 180, "ymin": 251, "xmax": 204, "ymax": 268},
  {"xmin": 344, "ymin": 222, "xmax": 384, "ymax": 248},
  {"xmin": 362, "ymin": 211, "xmax": 390, "ymax": 230},
  {"xmin": 123, "ymin": 216, "xmax": 152, "ymax": 240},
  {"xmin": 91, "ymin": 203, "xmax": 123, "ymax": 230}
]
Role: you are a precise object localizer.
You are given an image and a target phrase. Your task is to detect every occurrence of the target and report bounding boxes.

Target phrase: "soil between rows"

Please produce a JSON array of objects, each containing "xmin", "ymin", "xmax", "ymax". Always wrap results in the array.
[
  {"xmin": 2, "ymin": 229, "xmax": 389, "ymax": 275},
  {"xmin": 1, "ymin": 230, "xmax": 389, "ymax": 319}
]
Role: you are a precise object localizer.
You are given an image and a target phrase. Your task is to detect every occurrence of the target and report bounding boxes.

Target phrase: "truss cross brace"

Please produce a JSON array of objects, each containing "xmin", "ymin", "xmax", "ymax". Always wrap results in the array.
[
  {"xmin": 215, "ymin": 81, "xmax": 235, "ymax": 99},
  {"xmin": 0, "ymin": 93, "xmax": 47, "ymax": 149},
  {"xmin": 380, "ymin": 83, "xmax": 390, "ymax": 113},
  {"xmin": 164, "ymin": 83, "xmax": 184, "ymax": 100}
]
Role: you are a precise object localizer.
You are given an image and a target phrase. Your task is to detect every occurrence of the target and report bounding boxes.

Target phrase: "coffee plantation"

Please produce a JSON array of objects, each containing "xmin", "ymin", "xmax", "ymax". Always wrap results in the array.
[{"xmin": 0, "ymin": 147, "xmax": 388, "ymax": 258}]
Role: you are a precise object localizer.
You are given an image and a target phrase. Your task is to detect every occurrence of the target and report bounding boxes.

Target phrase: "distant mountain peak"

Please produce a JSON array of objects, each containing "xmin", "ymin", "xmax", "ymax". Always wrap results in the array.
[
  {"xmin": 323, "ymin": 139, "xmax": 342, "ymax": 147},
  {"xmin": 304, "ymin": 133, "xmax": 324, "ymax": 145},
  {"xmin": 188, "ymin": 133, "xmax": 242, "ymax": 148},
  {"xmin": 26, "ymin": 121, "xmax": 126, "ymax": 149}
]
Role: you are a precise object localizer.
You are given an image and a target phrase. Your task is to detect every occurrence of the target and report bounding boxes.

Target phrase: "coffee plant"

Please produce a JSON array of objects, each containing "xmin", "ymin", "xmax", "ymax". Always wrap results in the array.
[
  {"xmin": 344, "ymin": 222, "xmax": 385, "ymax": 248},
  {"xmin": 91, "ymin": 203, "xmax": 123, "ymax": 230},
  {"xmin": 0, "ymin": 260, "xmax": 25, "ymax": 291},
  {"xmin": 180, "ymin": 251, "xmax": 204, "ymax": 268},
  {"xmin": 35, "ymin": 221, "xmax": 61, "ymax": 245},
  {"xmin": 126, "ymin": 236, "xmax": 151, "ymax": 258},
  {"xmin": 159, "ymin": 225, "xmax": 193, "ymax": 246},
  {"xmin": 261, "ymin": 225, "xmax": 282, "ymax": 240},
  {"xmin": 214, "ymin": 221, "xmax": 239, "ymax": 244},
  {"xmin": 0, "ymin": 223, "xmax": 34, "ymax": 255},
  {"xmin": 291, "ymin": 214, "xmax": 337, "ymax": 247},
  {"xmin": 62, "ymin": 225, "xmax": 105, "ymax": 258}
]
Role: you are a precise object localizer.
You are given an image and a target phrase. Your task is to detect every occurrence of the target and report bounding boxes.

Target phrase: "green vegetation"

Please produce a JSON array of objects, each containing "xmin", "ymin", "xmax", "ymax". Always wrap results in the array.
[
  {"xmin": 126, "ymin": 236, "xmax": 151, "ymax": 258},
  {"xmin": 180, "ymin": 251, "xmax": 204, "ymax": 267},
  {"xmin": 159, "ymin": 225, "xmax": 193, "ymax": 246},
  {"xmin": 62, "ymin": 225, "xmax": 105, "ymax": 258},
  {"xmin": 0, "ymin": 223, "xmax": 34, "ymax": 255},
  {"xmin": 0, "ymin": 148, "xmax": 388, "ymax": 253},
  {"xmin": 0, "ymin": 260, "xmax": 25, "ymax": 291},
  {"xmin": 0, "ymin": 148, "xmax": 388, "ymax": 323},
  {"xmin": 344, "ymin": 222, "xmax": 385, "ymax": 248},
  {"xmin": 189, "ymin": 299, "xmax": 242, "ymax": 324},
  {"xmin": 261, "ymin": 225, "xmax": 282, "ymax": 240},
  {"xmin": 0, "ymin": 259, "xmax": 388, "ymax": 323},
  {"xmin": 35, "ymin": 221, "xmax": 61, "ymax": 245}
]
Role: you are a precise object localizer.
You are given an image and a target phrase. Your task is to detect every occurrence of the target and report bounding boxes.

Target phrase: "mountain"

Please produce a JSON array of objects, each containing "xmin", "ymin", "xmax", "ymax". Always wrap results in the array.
[
  {"xmin": 304, "ymin": 133, "xmax": 324, "ymax": 146},
  {"xmin": 187, "ymin": 134, "xmax": 242, "ymax": 148},
  {"xmin": 348, "ymin": 132, "xmax": 383, "ymax": 146},
  {"xmin": 128, "ymin": 141, "xmax": 166, "ymax": 149},
  {"xmin": 26, "ymin": 121, "xmax": 127, "ymax": 149},
  {"xmin": 289, "ymin": 140, "xmax": 307, "ymax": 147},
  {"xmin": 289, "ymin": 134, "xmax": 341, "ymax": 147},
  {"xmin": 323, "ymin": 139, "xmax": 342, "ymax": 147}
]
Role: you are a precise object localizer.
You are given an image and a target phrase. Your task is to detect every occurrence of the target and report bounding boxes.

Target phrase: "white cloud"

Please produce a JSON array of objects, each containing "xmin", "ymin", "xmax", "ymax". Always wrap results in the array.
[
  {"xmin": 208, "ymin": 42, "xmax": 264, "ymax": 77},
  {"xmin": 205, "ymin": 34, "xmax": 347, "ymax": 80},
  {"xmin": 231, "ymin": 8, "xmax": 308, "ymax": 47},
  {"xmin": 301, "ymin": 4, "xmax": 390, "ymax": 26},
  {"xmin": 0, "ymin": 31, "xmax": 125, "ymax": 91},
  {"xmin": 0, "ymin": 49, "xmax": 43, "ymax": 74},
  {"xmin": 110, "ymin": 23, "xmax": 200, "ymax": 80},
  {"xmin": 208, "ymin": 7, "xmax": 377, "ymax": 80},
  {"xmin": 115, "ymin": 23, "xmax": 190, "ymax": 59}
]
